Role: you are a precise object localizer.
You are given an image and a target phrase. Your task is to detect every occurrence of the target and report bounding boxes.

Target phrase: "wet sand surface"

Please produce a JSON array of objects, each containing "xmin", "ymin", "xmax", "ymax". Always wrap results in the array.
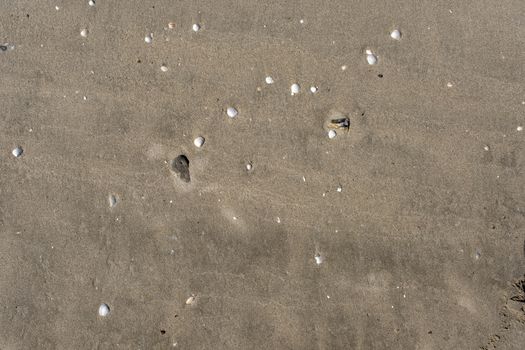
[{"xmin": 1, "ymin": 1, "xmax": 525, "ymax": 349}]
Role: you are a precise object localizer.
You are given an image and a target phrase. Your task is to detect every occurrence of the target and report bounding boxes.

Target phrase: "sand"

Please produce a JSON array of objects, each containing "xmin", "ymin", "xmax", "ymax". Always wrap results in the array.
[{"xmin": 1, "ymin": 1, "xmax": 524, "ymax": 349}]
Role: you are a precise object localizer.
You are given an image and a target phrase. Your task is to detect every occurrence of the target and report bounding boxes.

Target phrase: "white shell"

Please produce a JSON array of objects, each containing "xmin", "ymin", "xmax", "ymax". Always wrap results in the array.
[
  {"xmin": 328, "ymin": 130, "xmax": 336, "ymax": 139},
  {"xmin": 80, "ymin": 29, "xmax": 88, "ymax": 38},
  {"xmin": 160, "ymin": 65, "xmax": 168, "ymax": 72},
  {"xmin": 366, "ymin": 50, "xmax": 377, "ymax": 65},
  {"xmin": 145, "ymin": 34, "xmax": 153, "ymax": 43},
  {"xmin": 246, "ymin": 163, "xmax": 252, "ymax": 171},
  {"xmin": 185, "ymin": 296, "xmax": 196, "ymax": 305},
  {"xmin": 109, "ymin": 194, "xmax": 117, "ymax": 208},
  {"xmin": 517, "ymin": 126, "xmax": 523, "ymax": 131},
  {"xmin": 265, "ymin": 76, "xmax": 274, "ymax": 84},
  {"xmin": 336, "ymin": 186, "xmax": 342, "ymax": 192},
  {"xmin": 12, "ymin": 147, "xmax": 23, "ymax": 157},
  {"xmin": 310, "ymin": 86, "xmax": 318, "ymax": 93},
  {"xmin": 193, "ymin": 136, "xmax": 205, "ymax": 148},
  {"xmin": 226, "ymin": 107, "xmax": 238, "ymax": 118},
  {"xmin": 98, "ymin": 303, "xmax": 110, "ymax": 317},
  {"xmin": 192, "ymin": 24, "xmax": 200, "ymax": 32},
  {"xmin": 314, "ymin": 253, "xmax": 324, "ymax": 265},
  {"xmin": 88, "ymin": 0, "xmax": 96, "ymax": 6},
  {"xmin": 290, "ymin": 83, "xmax": 300, "ymax": 95},
  {"xmin": 390, "ymin": 29, "xmax": 401, "ymax": 40}
]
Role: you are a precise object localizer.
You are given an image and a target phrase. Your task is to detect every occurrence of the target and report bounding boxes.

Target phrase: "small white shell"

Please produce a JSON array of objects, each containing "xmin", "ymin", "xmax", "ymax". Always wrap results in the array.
[
  {"xmin": 226, "ymin": 107, "xmax": 238, "ymax": 118},
  {"xmin": 12, "ymin": 147, "xmax": 23, "ymax": 158},
  {"xmin": 290, "ymin": 83, "xmax": 300, "ymax": 95},
  {"xmin": 193, "ymin": 136, "xmax": 205, "ymax": 148},
  {"xmin": 265, "ymin": 76, "xmax": 274, "ymax": 84},
  {"xmin": 310, "ymin": 86, "xmax": 318, "ymax": 93},
  {"xmin": 160, "ymin": 65, "xmax": 168, "ymax": 72},
  {"xmin": 517, "ymin": 126, "xmax": 523, "ymax": 131},
  {"xmin": 246, "ymin": 163, "xmax": 252, "ymax": 171},
  {"xmin": 145, "ymin": 34, "xmax": 153, "ymax": 43},
  {"xmin": 80, "ymin": 29, "xmax": 88, "ymax": 38},
  {"xmin": 185, "ymin": 296, "xmax": 196, "ymax": 305},
  {"xmin": 390, "ymin": 29, "xmax": 401, "ymax": 40},
  {"xmin": 366, "ymin": 50, "xmax": 377, "ymax": 65},
  {"xmin": 328, "ymin": 130, "xmax": 336, "ymax": 139},
  {"xmin": 109, "ymin": 194, "xmax": 117, "ymax": 208},
  {"xmin": 98, "ymin": 303, "xmax": 110, "ymax": 317},
  {"xmin": 314, "ymin": 253, "xmax": 324, "ymax": 265},
  {"xmin": 192, "ymin": 24, "xmax": 200, "ymax": 32},
  {"xmin": 88, "ymin": 0, "xmax": 96, "ymax": 6}
]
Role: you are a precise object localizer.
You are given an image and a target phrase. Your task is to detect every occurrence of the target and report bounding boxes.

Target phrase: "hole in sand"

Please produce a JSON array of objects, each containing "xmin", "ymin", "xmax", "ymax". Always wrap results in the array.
[{"xmin": 170, "ymin": 155, "xmax": 190, "ymax": 183}]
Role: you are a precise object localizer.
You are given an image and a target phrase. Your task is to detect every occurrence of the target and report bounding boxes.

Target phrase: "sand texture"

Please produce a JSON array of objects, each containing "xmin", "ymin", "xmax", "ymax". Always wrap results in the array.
[{"xmin": 1, "ymin": 1, "xmax": 524, "ymax": 349}]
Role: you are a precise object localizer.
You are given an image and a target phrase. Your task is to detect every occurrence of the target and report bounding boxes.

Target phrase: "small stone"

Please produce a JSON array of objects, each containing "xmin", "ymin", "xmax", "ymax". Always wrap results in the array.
[
  {"xmin": 390, "ymin": 29, "xmax": 401, "ymax": 40},
  {"xmin": 98, "ymin": 303, "xmax": 110, "ymax": 317},
  {"xmin": 192, "ymin": 24, "xmax": 200, "ymax": 32},
  {"xmin": 336, "ymin": 186, "xmax": 342, "ymax": 193},
  {"xmin": 517, "ymin": 126, "xmax": 523, "ymax": 131},
  {"xmin": 484, "ymin": 145, "xmax": 490, "ymax": 151},
  {"xmin": 265, "ymin": 76, "xmax": 274, "ymax": 84},
  {"xmin": 328, "ymin": 130, "xmax": 337, "ymax": 139},
  {"xmin": 341, "ymin": 65, "xmax": 348, "ymax": 71},
  {"xmin": 226, "ymin": 107, "xmax": 238, "ymax": 118},
  {"xmin": 291, "ymin": 83, "xmax": 300, "ymax": 95},
  {"xmin": 80, "ymin": 29, "xmax": 88, "ymax": 38},
  {"xmin": 193, "ymin": 136, "xmax": 205, "ymax": 148},
  {"xmin": 447, "ymin": 82, "xmax": 453, "ymax": 88},
  {"xmin": 145, "ymin": 34, "xmax": 153, "ymax": 44},
  {"xmin": 12, "ymin": 146, "xmax": 23, "ymax": 158}
]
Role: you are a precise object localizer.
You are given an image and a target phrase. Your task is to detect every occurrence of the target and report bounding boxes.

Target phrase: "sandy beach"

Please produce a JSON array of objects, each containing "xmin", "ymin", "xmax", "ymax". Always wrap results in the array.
[{"xmin": 0, "ymin": 1, "xmax": 524, "ymax": 349}]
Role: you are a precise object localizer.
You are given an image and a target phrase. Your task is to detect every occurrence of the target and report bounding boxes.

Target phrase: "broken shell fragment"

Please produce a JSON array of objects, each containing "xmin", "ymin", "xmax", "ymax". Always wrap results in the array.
[{"xmin": 327, "ymin": 117, "xmax": 350, "ymax": 130}]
